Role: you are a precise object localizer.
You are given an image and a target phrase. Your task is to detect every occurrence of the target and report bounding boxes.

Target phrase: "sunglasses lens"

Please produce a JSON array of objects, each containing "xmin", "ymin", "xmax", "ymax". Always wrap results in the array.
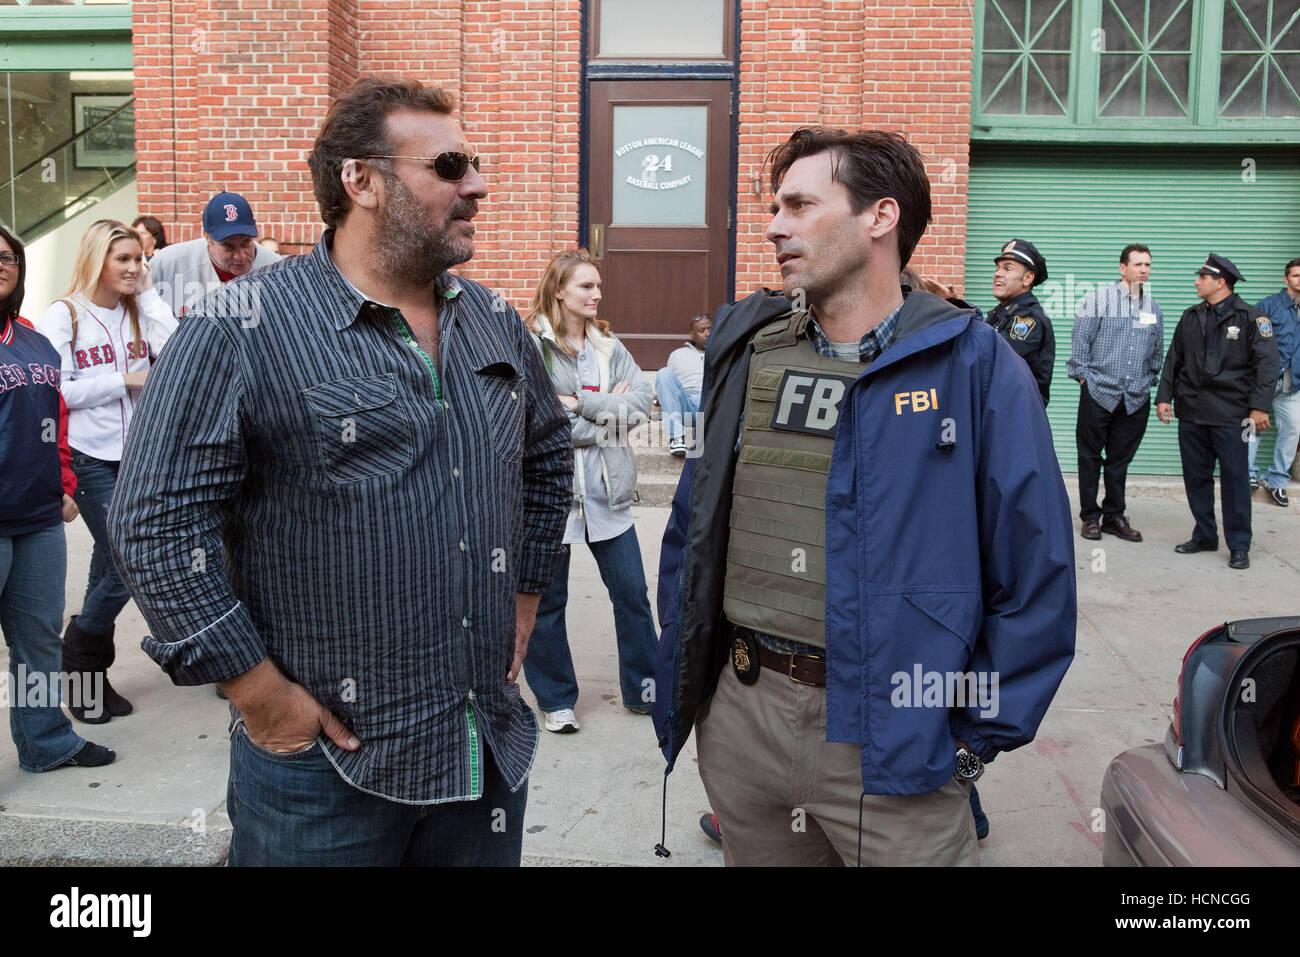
[{"xmin": 433, "ymin": 152, "xmax": 477, "ymax": 181}]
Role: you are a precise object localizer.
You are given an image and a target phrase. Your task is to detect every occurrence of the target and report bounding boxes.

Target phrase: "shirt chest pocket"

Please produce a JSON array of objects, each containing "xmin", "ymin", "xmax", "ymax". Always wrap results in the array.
[
  {"xmin": 301, "ymin": 373, "xmax": 415, "ymax": 483},
  {"xmin": 475, "ymin": 361, "xmax": 526, "ymax": 464}
]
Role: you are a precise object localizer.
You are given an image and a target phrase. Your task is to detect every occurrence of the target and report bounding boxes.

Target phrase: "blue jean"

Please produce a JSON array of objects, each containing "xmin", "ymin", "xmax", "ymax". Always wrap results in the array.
[
  {"xmin": 655, "ymin": 367, "xmax": 701, "ymax": 441},
  {"xmin": 1, "ymin": 524, "xmax": 85, "ymax": 771},
  {"xmin": 226, "ymin": 721, "xmax": 528, "ymax": 866},
  {"xmin": 1247, "ymin": 384, "xmax": 1300, "ymax": 490},
  {"xmin": 70, "ymin": 451, "xmax": 131, "ymax": 634},
  {"xmin": 523, "ymin": 525, "xmax": 659, "ymax": 712}
]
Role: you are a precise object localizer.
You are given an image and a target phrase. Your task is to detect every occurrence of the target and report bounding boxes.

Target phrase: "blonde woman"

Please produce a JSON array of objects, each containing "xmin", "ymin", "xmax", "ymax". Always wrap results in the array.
[
  {"xmin": 36, "ymin": 219, "xmax": 177, "ymax": 724},
  {"xmin": 522, "ymin": 249, "xmax": 657, "ymax": 733}
]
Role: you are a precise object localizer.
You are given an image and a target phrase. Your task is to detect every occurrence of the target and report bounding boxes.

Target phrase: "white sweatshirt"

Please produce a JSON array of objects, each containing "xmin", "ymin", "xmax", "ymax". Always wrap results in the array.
[
  {"xmin": 36, "ymin": 288, "xmax": 178, "ymax": 461},
  {"xmin": 148, "ymin": 237, "xmax": 280, "ymax": 318}
]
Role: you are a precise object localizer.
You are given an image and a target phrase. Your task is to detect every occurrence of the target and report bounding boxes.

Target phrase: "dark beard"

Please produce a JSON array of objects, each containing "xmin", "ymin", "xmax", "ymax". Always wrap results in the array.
[{"xmin": 374, "ymin": 172, "xmax": 476, "ymax": 285}]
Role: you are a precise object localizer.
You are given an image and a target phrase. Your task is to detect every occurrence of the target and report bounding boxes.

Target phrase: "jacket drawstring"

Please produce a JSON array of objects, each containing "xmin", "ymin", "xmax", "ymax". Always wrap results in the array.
[
  {"xmin": 654, "ymin": 769, "xmax": 671, "ymax": 858},
  {"xmin": 857, "ymin": 791, "xmax": 867, "ymax": 867}
]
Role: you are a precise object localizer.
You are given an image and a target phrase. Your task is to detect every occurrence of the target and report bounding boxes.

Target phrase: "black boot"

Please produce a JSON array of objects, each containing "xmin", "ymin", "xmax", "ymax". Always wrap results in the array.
[
  {"xmin": 62, "ymin": 617, "xmax": 110, "ymax": 724},
  {"xmin": 98, "ymin": 624, "xmax": 133, "ymax": 717}
]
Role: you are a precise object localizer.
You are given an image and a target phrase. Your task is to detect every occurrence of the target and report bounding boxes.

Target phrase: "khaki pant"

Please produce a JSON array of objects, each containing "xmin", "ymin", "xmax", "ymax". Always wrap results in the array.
[{"xmin": 696, "ymin": 663, "xmax": 979, "ymax": 866}]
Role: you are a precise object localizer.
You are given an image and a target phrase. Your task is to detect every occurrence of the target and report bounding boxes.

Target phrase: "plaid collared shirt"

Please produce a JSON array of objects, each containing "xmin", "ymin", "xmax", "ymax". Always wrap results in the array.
[
  {"xmin": 110, "ymin": 234, "xmax": 572, "ymax": 803},
  {"xmin": 804, "ymin": 301, "xmax": 904, "ymax": 362},
  {"xmin": 1066, "ymin": 280, "xmax": 1165, "ymax": 414}
]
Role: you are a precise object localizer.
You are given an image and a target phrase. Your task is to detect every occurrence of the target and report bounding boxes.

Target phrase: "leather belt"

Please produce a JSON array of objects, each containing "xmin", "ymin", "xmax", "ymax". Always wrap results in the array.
[{"xmin": 756, "ymin": 643, "xmax": 826, "ymax": 687}]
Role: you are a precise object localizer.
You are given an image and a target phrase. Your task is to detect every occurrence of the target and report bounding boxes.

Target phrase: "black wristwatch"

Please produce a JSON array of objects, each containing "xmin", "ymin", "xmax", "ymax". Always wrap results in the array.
[{"xmin": 954, "ymin": 746, "xmax": 985, "ymax": 782}]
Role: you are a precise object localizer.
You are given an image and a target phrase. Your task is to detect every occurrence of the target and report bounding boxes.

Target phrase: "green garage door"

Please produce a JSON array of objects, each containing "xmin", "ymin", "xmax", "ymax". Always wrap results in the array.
[{"xmin": 964, "ymin": 145, "xmax": 1300, "ymax": 474}]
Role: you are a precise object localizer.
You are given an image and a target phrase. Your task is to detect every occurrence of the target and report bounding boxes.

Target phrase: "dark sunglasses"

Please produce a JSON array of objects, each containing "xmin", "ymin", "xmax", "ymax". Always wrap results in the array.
[{"xmin": 360, "ymin": 152, "xmax": 481, "ymax": 182}]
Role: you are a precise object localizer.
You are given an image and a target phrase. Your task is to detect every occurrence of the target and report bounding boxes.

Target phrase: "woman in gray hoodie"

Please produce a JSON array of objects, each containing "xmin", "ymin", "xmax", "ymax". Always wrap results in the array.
[{"xmin": 521, "ymin": 249, "xmax": 658, "ymax": 734}]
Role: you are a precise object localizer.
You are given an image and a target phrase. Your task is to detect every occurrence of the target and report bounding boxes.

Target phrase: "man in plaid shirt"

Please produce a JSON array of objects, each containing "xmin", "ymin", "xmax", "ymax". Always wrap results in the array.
[{"xmin": 1067, "ymin": 244, "xmax": 1164, "ymax": 543}]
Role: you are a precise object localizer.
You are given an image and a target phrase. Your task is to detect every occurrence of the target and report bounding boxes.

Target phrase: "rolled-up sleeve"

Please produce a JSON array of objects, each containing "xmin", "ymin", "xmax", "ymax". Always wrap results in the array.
[{"xmin": 108, "ymin": 313, "xmax": 266, "ymax": 684}]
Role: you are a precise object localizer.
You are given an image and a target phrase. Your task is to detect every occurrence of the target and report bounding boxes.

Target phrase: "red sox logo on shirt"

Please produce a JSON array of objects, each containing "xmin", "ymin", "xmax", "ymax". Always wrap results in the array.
[
  {"xmin": 224, "ymin": 204, "xmax": 238, "ymax": 222},
  {"xmin": 0, "ymin": 362, "xmax": 61, "ymax": 392},
  {"xmin": 72, "ymin": 340, "xmax": 150, "ymax": 369}
]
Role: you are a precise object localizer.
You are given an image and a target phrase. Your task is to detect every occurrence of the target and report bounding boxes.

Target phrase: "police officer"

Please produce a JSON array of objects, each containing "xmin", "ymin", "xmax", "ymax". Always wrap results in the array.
[
  {"xmin": 988, "ymin": 239, "xmax": 1055, "ymax": 405},
  {"xmin": 1156, "ymin": 254, "xmax": 1280, "ymax": 570}
]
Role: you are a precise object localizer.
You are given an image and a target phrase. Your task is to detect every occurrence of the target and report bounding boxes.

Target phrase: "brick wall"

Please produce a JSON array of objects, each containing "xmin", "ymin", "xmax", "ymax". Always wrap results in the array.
[
  {"xmin": 133, "ymin": 0, "xmax": 342, "ymax": 252},
  {"xmin": 134, "ymin": 1, "xmax": 969, "ymax": 299},
  {"xmin": 735, "ymin": 0, "xmax": 972, "ymax": 297}
]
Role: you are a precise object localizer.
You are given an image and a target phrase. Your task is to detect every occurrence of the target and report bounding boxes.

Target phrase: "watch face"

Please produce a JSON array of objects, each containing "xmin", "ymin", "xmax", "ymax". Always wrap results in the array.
[{"xmin": 955, "ymin": 750, "xmax": 982, "ymax": 779}]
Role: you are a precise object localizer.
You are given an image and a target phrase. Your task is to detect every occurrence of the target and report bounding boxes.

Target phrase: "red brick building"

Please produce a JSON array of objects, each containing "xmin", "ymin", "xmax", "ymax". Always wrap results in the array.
[{"xmin": 131, "ymin": 0, "xmax": 971, "ymax": 366}]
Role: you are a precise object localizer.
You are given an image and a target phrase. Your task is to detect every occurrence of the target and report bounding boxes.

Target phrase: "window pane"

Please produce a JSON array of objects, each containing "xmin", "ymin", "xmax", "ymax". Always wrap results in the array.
[
  {"xmin": 598, "ymin": 0, "xmax": 725, "ymax": 58},
  {"xmin": 1147, "ymin": 55, "xmax": 1190, "ymax": 114},
  {"xmin": 611, "ymin": 105, "xmax": 708, "ymax": 226},
  {"xmin": 979, "ymin": 0, "xmax": 1072, "ymax": 115},
  {"xmin": 1282, "ymin": 9, "xmax": 1300, "ymax": 48},
  {"xmin": 1222, "ymin": 0, "xmax": 1270, "ymax": 50},
  {"xmin": 1030, "ymin": 0, "xmax": 1072, "ymax": 48},
  {"xmin": 1220, "ymin": 53, "xmax": 1265, "ymax": 114},
  {"xmin": 1, "ymin": 71, "xmax": 134, "ymax": 240},
  {"xmin": 983, "ymin": 0, "xmax": 1020, "ymax": 49},
  {"xmin": 1149, "ymin": 0, "xmax": 1193, "ymax": 50},
  {"xmin": 1267, "ymin": 56, "xmax": 1300, "ymax": 116},
  {"xmin": 1099, "ymin": 55, "xmax": 1143, "ymax": 114},
  {"xmin": 981, "ymin": 53, "xmax": 1024, "ymax": 112},
  {"xmin": 1101, "ymin": 1, "xmax": 1141, "ymax": 53},
  {"xmin": 1026, "ymin": 54, "xmax": 1069, "ymax": 113}
]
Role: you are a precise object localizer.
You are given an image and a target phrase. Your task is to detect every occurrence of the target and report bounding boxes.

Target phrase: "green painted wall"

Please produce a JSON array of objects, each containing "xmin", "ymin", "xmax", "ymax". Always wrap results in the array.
[{"xmin": 964, "ymin": 144, "xmax": 1300, "ymax": 474}]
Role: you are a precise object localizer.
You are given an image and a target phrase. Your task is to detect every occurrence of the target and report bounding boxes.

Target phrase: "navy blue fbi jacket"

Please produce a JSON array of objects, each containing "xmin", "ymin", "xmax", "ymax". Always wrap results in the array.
[
  {"xmin": 0, "ymin": 319, "xmax": 65, "ymax": 536},
  {"xmin": 653, "ymin": 289, "xmax": 1077, "ymax": 796}
]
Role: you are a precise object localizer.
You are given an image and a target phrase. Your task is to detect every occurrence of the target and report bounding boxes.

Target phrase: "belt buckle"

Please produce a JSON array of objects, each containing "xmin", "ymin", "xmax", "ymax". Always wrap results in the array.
[{"xmin": 788, "ymin": 653, "xmax": 824, "ymax": 686}]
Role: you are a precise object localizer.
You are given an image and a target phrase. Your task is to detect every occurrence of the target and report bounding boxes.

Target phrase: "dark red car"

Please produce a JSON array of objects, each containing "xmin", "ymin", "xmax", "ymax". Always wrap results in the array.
[{"xmin": 1102, "ymin": 616, "xmax": 1300, "ymax": 865}]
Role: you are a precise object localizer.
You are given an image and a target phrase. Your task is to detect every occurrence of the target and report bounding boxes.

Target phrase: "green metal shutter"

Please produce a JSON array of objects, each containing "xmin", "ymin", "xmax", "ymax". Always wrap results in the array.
[{"xmin": 963, "ymin": 144, "xmax": 1300, "ymax": 474}]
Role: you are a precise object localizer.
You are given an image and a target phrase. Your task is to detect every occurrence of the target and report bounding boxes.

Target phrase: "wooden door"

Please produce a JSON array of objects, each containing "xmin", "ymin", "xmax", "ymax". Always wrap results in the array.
[{"xmin": 587, "ymin": 79, "xmax": 732, "ymax": 369}]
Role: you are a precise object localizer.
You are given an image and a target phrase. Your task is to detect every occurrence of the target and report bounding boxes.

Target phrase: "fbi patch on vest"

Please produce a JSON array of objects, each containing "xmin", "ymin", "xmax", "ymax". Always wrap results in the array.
[{"xmin": 769, "ymin": 370, "xmax": 858, "ymax": 436}]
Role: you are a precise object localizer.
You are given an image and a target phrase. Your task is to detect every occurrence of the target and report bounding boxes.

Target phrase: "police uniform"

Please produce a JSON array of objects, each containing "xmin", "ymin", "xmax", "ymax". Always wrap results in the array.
[
  {"xmin": 1156, "ymin": 254, "xmax": 1280, "ymax": 567},
  {"xmin": 987, "ymin": 239, "xmax": 1055, "ymax": 405}
]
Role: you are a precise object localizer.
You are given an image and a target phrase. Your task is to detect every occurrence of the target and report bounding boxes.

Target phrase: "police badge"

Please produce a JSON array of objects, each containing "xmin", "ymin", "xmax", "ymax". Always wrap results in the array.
[
  {"xmin": 1009, "ymin": 316, "xmax": 1035, "ymax": 341},
  {"xmin": 732, "ymin": 628, "xmax": 759, "ymax": 685},
  {"xmin": 1226, "ymin": 325, "xmax": 1240, "ymax": 340}
]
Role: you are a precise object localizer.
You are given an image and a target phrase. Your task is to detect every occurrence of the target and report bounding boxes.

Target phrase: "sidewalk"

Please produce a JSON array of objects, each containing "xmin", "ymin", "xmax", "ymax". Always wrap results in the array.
[{"xmin": 1, "ymin": 480, "xmax": 1296, "ymax": 866}]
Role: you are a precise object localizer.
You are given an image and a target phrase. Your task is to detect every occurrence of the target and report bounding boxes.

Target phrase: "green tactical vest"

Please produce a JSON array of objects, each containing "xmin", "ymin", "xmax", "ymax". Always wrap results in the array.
[{"xmin": 722, "ymin": 312, "xmax": 867, "ymax": 648}]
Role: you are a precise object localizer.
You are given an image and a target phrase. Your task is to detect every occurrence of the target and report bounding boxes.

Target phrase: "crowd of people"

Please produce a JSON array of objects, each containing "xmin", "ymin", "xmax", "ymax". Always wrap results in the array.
[
  {"xmin": 977, "ymin": 239, "xmax": 1293, "ymax": 570},
  {"xmin": 0, "ymin": 73, "xmax": 1295, "ymax": 867}
]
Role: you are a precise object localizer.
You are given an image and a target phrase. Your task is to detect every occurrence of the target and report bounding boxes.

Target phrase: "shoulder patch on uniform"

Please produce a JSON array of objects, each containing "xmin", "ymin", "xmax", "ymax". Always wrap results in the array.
[
  {"xmin": 1009, "ymin": 316, "xmax": 1036, "ymax": 341},
  {"xmin": 1256, "ymin": 316, "xmax": 1273, "ymax": 338}
]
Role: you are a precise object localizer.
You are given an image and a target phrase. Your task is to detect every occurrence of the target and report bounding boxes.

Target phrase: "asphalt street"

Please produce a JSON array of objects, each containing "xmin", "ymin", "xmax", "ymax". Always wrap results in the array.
[{"xmin": 0, "ymin": 478, "xmax": 1296, "ymax": 866}]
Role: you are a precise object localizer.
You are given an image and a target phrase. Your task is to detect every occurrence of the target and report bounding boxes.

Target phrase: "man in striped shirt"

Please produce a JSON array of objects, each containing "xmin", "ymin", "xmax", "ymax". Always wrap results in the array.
[
  {"xmin": 110, "ymin": 78, "xmax": 572, "ymax": 865},
  {"xmin": 1067, "ymin": 244, "xmax": 1164, "ymax": 543}
]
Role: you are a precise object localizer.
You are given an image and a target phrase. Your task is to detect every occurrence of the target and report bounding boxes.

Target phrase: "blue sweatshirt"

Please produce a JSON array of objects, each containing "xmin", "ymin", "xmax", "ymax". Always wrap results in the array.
[{"xmin": 0, "ymin": 317, "xmax": 65, "ymax": 536}]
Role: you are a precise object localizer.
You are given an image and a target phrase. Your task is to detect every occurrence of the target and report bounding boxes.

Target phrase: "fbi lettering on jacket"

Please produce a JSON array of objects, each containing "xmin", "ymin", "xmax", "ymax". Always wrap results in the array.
[{"xmin": 894, "ymin": 389, "xmax": 939, "ymax": 415}]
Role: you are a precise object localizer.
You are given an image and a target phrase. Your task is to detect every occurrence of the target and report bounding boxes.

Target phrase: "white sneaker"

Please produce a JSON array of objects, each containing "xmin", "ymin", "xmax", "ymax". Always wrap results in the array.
[
  {"xmin": 544, "ymin": 708, "xmax": 580, "ymax": 733},
  {"xmin": 669, "ymin": 436, "xmax": 687, "ymax": 457}
]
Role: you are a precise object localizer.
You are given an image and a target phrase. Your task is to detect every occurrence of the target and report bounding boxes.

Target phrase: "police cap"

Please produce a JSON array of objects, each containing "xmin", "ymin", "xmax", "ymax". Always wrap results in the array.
[
  {"xmin": 994, "ymin": 239, "xmax": 1048, "ymax": 286},
  {"xmin": 1197, "ymin": 253, "xmax": 1245, "ymax": 286}
]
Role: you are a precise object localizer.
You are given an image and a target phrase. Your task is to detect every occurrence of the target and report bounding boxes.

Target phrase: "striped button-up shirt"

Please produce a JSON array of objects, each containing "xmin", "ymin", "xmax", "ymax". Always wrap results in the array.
[
  {"xmin": 109, "ymin": 234, "xmax": 572, "ymax": 804},
  {"xmin": 1067, "ymin": 280, "xmax": 1165, "ymax": 413}
]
